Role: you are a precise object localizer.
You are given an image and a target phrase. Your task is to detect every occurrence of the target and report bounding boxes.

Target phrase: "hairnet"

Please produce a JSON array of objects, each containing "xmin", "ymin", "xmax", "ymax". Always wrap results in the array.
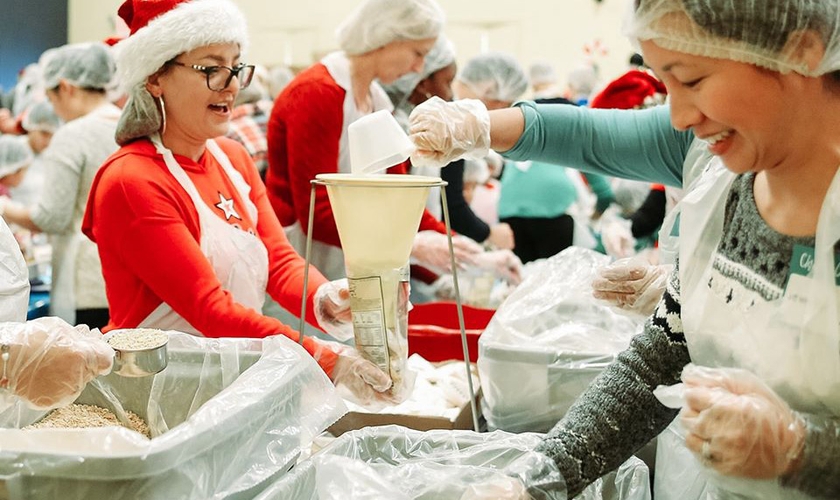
[
  {"xmin": 336, "ymin": 0, "xmax": 445, "ymax": 56},
  {"xmin": 458, "ymin": 52, "xmax": 529, "ymax": 103},
  {"xmin": 41, "ymin": 42, "xmax": 116, "ymax": 91},
  {"xmin": 11, "ymin": 64, "xmax": 44, "ymax": 117},
  {"xmin": 529, "ymin": 61, "xmax": 557, "ymax": 86},
  {"xmin": 22, "ymin": 101, "xmax": 61, "ymax": 133},
  {"xmin": 0, "ymin": 135, "xmax": 34, "ymax": 178},
  {"xmin": 463, "ymin": 158, "xmax": 490, "ymax": 184},
  {"xmin": 268, "ymin": 66, "xmax": 294, "ymax": 99},
  {"xmin": 625, "ymin": 0, "xmax": 840, "ymax": 76},
  {"xmin": 566, "ymin": 65, "xmax": 598, "ymax": 95},
  {"xmin": 383, "ymin": 35, "xmax": 456, "ymax": 110}
]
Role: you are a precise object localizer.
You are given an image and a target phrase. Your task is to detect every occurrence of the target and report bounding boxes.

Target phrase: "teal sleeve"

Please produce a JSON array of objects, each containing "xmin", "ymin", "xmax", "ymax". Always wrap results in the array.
[
  {"xmin": 582, "ymin": 172, "xmax": 615, "ymax": 213},
  {"xmin": 503, "ymin": 102, "xmax": 693, "ymax": 188}
]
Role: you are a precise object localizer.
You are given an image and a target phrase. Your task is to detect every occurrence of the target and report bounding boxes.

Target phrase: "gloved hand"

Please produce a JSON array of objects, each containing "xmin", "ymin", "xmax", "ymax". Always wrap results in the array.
[
  {"xmin": 488, "ymin": 223, "xmax": 515, "ymax": 250},
  {"xmin": 680, "ymin": 364, "xmax": 806, "ymax": 479},
  {"xmin": 0, "ymin": 317, "xmax": 114, "ymax": 410},
  {"xmin": 328, "ymin": 342, "xmax": 403, "ymax": 410},
  {"xmin": 592, "ymin": 260, "xmax": 671, "ymax": 316},
  {"xmin": 314, "ymin": 278, "xmax": 354, "ymax": 341},
  {"xmin": 411, "ymin": 230, "xmax": 482, "ymax": 272},
  {"xmin": 473, "ymin": 249, "xmax": 523, "ymax": 285},
  {"xmin": 409, "ymin": 96, "xmax": 491, "ymax": 169},
  {"xmin": 600, "ymin": 217, "xmax": 635, "ymax": 258}
]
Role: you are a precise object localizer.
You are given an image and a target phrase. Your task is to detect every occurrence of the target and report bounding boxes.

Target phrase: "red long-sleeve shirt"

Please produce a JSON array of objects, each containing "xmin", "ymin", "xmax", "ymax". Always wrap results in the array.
[
  {"xmin": 82, "ymin": 137, "xmax": 337, "ymax": 374},
  {"xmin": 265, "ymin": 62, "xmax": 446, "ymax": 249}
]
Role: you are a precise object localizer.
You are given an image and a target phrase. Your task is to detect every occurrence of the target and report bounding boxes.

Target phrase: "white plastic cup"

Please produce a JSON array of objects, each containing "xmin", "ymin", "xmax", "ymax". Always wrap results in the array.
[{"xmin": 348, "ymin": 110, "xmax": 415, "ymax": 174}]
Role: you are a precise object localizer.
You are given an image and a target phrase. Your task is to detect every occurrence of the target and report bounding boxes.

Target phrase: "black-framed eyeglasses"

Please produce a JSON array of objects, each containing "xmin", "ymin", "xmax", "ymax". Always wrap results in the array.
[{"xmin": 167, "ymin": 61, "xmax": 255, "ymax": 91}]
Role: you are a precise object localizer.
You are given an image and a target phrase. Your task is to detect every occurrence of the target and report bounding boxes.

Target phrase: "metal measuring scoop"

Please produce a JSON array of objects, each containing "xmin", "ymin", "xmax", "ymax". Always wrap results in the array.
[{"xmin": 103, "ymin": 329, "xmax": 169, "ymax": 377}]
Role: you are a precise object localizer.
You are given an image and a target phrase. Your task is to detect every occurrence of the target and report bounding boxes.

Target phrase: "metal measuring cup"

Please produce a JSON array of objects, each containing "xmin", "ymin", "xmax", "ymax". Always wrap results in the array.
[{"xmin": 103, "ymin": 329, "xmax": 169, "ymax": 377}]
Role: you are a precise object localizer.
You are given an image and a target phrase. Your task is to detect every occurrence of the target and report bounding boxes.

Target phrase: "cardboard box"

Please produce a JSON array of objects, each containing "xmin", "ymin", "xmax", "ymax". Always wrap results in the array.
[{"xmin": 327, "ymin": 390, "xmax": 482, "ymax": 436}]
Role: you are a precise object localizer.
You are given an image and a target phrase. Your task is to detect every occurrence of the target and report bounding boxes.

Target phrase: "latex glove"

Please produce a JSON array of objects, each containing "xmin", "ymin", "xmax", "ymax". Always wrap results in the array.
[
  {"xmin": 459, "ymin": 476, "xmax": 529, "ymax": 500},
  {"xmin": 679, "ymin": 364, "xmax": 806, "ymax": 479},
  {"xmin": 411, "ymin": 230, "xmax": 482, "ymax": 272},
  {"xmin": 600, "ymin": 217, "xmax": 635, "ymax": 258},
  {"xmin": 488, "ymin": 223, "xmax": 515, "ymax": 250},
  {"xmin": 314, "ymin": 278, "xmax": 354, "ymax": 341},
  {"xmin": 328, "ymin": 342, "xmax": 404, "ymax": 410},
  {"xmin": 408, "ymin": 96, "xmax": 491, "ymax": 169},
  {"xmin": 0, "ymin": 317, "xmax": 114, "ymax": 410},
  {"xmin": 592, "ymin": 260, "xmax": 671, "ymax": 316},
  {"xmin": 431, "ymin": 274, "xmax": 456, "ymax": 301},
  {"xmin": 473, "ymin": 249, "xmax": 523, "ymax": 285},
  {"xmin": 485, "ymin": 150, "xmax": 505, "ymax": 178},
  {"xmin": 0, "ymin": 196, "xmax": 12, "ymax": 217}
]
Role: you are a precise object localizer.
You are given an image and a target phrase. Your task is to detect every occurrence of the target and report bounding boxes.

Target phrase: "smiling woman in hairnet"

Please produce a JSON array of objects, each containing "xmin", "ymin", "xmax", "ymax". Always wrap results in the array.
[
  {"xmin": 264, "ymin": 0, "xmax": 482, "ymax": 284},
  {"xmin": 81, "ymin": 0, "xmax": 399, "ymax": 408},
  {"xmin": 408, "ymin": 0, "xmax": 840, "ymax": 498}
]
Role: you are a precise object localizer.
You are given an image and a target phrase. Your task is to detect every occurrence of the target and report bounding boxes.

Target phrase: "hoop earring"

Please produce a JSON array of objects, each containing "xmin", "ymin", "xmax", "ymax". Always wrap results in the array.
[{"xmin": 157, "ymin": 95, "xmax": 167, "ymax": 135}]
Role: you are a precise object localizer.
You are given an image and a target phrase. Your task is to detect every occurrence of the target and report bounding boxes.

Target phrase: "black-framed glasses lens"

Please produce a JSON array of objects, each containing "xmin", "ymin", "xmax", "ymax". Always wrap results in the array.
[{"xmin": 207, "ymin": 64, "xmax": 255, "ymax": 91}]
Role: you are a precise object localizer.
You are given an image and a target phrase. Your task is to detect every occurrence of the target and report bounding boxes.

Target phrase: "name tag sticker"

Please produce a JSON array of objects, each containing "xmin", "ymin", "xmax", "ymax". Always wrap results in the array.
[{"xmin": 782, "ymin": 244, "xmax": 840, "ymax": 322}]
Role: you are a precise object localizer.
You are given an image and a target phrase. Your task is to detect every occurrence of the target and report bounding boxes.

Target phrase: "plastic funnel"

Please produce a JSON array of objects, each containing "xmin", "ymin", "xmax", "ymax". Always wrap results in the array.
[
  {"xmin": 348, "ymin": 110, "xmax": 415, "ymax": 175},
  {"xmin": 317, "ymin": 173, "xmax": 437, "ymax": 272}
]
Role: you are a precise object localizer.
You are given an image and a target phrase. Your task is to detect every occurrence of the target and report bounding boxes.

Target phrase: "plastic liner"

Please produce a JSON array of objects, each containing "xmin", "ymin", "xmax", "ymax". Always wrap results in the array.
[
  {"xmin": 477, "ymin": 247, "xmax": 646, "ymax": 432},
  {"xmin": 256, "ymin": 425, "xmax": 651, "ymax": 499},
  {"xmin": 0, "ymin": 333, "xmax": 347, "ymax": 500}
]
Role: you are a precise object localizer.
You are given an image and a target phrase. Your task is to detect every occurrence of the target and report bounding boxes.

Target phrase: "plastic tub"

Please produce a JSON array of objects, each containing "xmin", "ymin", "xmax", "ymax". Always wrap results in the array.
[
  {"xmin": 0, "ymin": 334, "xmax": 346, "ymax": 500},
  {"xmin": 407, "ymin": 302, "xmax": 495, "ymax": 362}
]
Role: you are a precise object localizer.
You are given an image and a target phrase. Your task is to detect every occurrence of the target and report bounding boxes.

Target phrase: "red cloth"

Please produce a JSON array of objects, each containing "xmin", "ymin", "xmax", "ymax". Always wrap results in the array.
[
  {"xmin": 82, "ymin": 137, "xmax": 337, "ymax": 375},
  {"xmin": 590, "ymin": 70, "xmax": 667, "ymax": 110},
  {"xmin": 118, "ymin": 0, "xmax": 189, "ymax": 35},
  {"xmin": 265, "ymin": 63, "xmax": 446, "ymax": 249}
]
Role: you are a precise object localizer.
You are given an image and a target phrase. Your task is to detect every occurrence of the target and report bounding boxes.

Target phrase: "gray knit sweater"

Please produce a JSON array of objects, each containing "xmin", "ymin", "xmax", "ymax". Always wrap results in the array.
[{"xmin": 533, "ymin": 173, "xmax": 840, "ymax": 499}]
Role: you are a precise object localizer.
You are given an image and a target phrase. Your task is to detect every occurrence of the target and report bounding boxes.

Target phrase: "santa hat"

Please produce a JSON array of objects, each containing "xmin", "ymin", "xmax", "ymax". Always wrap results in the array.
[
  {"xmin": 113, "ymin": 0, "xmax": 248, "ymax": 145},
  {"xmin": 590, "ymin": 70, "xmax": 667, "ymax": 110}
]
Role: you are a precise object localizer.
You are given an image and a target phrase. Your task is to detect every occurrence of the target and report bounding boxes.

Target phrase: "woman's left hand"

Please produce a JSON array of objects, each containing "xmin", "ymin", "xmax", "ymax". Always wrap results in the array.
[
  {"xmin": 314, "ymin": 279, "xmax": 354, "ymax": 341},
  {"xmin": 680, "ymin": 364, "xmax": 805, "ymax": 479}
]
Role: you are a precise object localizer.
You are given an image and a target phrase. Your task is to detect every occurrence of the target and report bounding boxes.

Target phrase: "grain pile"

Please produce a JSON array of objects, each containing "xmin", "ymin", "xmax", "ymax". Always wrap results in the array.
[
  {"xmin": 107, "ymin": 329, "xmax": 168, "ymax": 350},
  {"xmin": 23, "ymin": 403, "xmax": 151, "ymax": 438}
]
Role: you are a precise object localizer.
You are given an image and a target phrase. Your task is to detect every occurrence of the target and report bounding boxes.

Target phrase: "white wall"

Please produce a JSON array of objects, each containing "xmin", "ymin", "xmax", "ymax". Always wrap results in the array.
[{"xmin": 68, "ymin": 0, "xmax": 635, "ymax": 92}]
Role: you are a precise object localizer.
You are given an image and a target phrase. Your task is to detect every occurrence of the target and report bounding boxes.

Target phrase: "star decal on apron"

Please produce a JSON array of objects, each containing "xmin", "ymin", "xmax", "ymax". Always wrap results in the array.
[{"xmin": 215, "ymin": 192, "xmax": 241, "ymax": 221}]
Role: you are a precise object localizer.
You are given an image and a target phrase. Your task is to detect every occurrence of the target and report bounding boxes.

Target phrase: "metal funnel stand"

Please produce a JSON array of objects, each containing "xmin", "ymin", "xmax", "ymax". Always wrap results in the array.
[{"xmin": 298, "ymin": 173, "xmax": 480, "ymax": 433}]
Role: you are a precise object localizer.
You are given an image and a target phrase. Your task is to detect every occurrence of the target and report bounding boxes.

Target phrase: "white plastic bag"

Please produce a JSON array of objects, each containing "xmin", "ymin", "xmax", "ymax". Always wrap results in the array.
[{"xmin": 478, "ymin": 247, "xmax": 646, "ymax": 432}]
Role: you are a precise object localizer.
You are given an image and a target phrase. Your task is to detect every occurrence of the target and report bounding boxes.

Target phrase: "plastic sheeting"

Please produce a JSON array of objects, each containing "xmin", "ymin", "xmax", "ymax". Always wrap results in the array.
[
  {"xmin": 255, "ymin": 425, "xmax": 651, "ymax": 500},
  {"xmin": 0, "ymin": 333, "xmax": 347, "ymax": 499},
  {"xmin": 478, "ymin": 247, "xmax": 646, "ymax": 432}
]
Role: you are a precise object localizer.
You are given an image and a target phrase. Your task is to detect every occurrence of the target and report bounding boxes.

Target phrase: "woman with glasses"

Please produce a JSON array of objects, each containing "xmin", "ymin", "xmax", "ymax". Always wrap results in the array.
[
  {"xmin": 0, "ymin": 42, "xmax": 119, "ymax": 329},
  {"xmin": 82, "ymin": 0, "xmax": 398, "ymax": 408}
]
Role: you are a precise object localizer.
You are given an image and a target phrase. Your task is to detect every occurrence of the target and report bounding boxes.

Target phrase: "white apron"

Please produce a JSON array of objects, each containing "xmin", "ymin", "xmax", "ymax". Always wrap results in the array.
[
  {"xmin": 139, "ymin": 135, "xmax": 269, "ymax": 334},
  {"xmin": 284, "ymin": 52, "xmax": 396, "ymax": 281},
  {"xmin": 654, "ymin": 149, "xmax": 840, "ymax": 500}
]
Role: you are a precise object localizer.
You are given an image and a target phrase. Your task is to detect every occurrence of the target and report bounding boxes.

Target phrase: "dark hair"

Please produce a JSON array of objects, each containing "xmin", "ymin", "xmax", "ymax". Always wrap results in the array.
[{"xmin": 629, "ymin": 53, "xmax": 645, "ymax": 67}]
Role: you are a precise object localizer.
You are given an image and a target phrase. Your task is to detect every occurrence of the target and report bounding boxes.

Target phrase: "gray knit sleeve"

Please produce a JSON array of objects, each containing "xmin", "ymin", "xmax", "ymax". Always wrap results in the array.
[
  {"xmin": 532, "ymin": 269, "xmax": 691, "ymax": 498},
  {"xmin": 781, "ymin": 414, "xmax": 840, "ymax": 498}
]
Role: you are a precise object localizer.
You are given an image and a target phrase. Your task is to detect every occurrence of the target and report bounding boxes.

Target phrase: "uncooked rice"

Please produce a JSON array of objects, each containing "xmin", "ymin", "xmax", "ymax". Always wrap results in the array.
[
  {"xmin": 23, "ymin": 403, "xmax": 151, "ymax": 438},
  {"xmin": 107, "ymin": 329, "xmax": 168, "ymax": 350}
]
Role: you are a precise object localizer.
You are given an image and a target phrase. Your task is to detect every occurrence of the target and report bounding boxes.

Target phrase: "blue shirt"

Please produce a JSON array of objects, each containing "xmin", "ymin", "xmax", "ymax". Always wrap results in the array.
[{"xmin": 503, "ymin": 102, "xmax": 693, "ymax": 188}]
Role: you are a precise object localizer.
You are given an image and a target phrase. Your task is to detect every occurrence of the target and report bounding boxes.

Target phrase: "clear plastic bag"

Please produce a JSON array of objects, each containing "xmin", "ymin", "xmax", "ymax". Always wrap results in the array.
[
  {"xmin": 0, "ymin": 333, "xmax": 347, "ymax": 499},
  {"xmin": 478, "ymin": 247, "xmax": 646, "ymax": 432},
  {"xmin": 256, "ymin": 425, "xmax": 652, "ymax": 500}
]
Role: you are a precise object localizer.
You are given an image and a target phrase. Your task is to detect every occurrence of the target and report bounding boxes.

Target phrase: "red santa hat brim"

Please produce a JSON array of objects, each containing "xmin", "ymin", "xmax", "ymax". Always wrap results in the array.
[{"xmin": 590, "ymin": 70, "xmax": 667, "ymax": 110}]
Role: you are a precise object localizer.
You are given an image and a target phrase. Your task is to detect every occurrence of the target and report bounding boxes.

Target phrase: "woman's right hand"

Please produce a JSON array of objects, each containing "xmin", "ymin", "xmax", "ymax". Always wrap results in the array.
[
  {"xmin": 408, "ymin": 96, "xmax": 491, "ymax": 169},
  {"xmin": 1, "ymin": 317, "xmax": 114, "ymax": 410}
]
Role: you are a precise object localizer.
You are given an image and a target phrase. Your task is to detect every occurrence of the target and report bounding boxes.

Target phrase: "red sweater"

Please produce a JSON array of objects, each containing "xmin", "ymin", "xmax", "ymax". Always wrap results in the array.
[
  {"xmin": 265, "ymin": 63, "xmax": 446, "ymax": 248},
  {"xmin": 82, "ymin": 138, "xmax": 337, "ymax": 375}
]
